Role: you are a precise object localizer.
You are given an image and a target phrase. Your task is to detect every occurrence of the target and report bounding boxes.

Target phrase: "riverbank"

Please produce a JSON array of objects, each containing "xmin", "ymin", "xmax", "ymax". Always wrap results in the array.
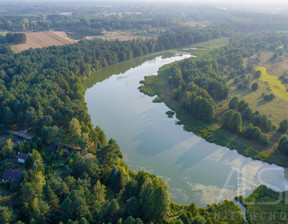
[
  {"xmin": 236, "ymin": 185, "xmax": 288, "ymax": 224},
  {"xmin": 83, "ymin": 38, "xmax": 229, "ymax": 89},
  {"xmin": 86, "ymin": 51, "xmax": 288, "ymax": 208},
  {"xmin": 139, "ymin": 64, "xmax": 288, "ymax": 168}
]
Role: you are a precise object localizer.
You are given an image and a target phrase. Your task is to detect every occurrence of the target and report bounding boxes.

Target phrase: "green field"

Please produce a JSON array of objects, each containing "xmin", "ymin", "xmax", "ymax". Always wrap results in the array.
[
  {"xmin": 229, "ymin": 64, "xmax": 288, "ymax": 125},
  {"xmin": 258, "ymin": 67, "xmax": 288, "ymax": 100},
  {"xmin": 230, "ymin": 85, "xmax": 288, "ymax": 125},
  {"xmin": 188, "ymin": 38, "xmax": 229, "ymax": 56}
]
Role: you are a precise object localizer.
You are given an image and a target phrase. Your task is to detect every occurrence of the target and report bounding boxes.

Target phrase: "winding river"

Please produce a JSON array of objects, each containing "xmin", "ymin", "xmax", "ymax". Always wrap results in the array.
[{"xmin": 85, "ymin": 52, "xmax": 288, "ymax": 207}]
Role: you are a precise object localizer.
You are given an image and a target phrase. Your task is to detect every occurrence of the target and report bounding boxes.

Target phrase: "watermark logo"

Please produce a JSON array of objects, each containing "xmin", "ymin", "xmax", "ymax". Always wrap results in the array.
[{"xmin": 217, "ymin": 165, "xmax": 288, "ymax": 205}]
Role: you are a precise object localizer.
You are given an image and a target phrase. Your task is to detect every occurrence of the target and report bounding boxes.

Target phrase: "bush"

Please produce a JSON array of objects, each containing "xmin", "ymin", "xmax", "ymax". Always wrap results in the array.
[
  {"xmin": 259, "ymin": 133, "xmax": 270, "ymax": 146},
  {"xmin": 221, "ymin": 109, "xmax": 242, "ymax": 134},
  {"xmin": 278, "ymin": 135, "xmax": 288, "ymax": 154},
  {"xmin": 263, "ymin": 93, "xmax": 275, "ymax": 101},
  {"xmin": 242, "ymin": 124, "xmax": 261, "ymax": 140},
  {"xmin": 279, "ymin": 119, "xmax": 288, "ymax": 133},
  {"xmin": 251, "ymin": 82, "xmax": 258, "ymax": 91},
  {"xmin": 229, "ymin": 97, "xmax": 239, "ymax": 110},
  {"xmin": 254, "ymin": 70, "xmax": 261, "ymax": 78}
]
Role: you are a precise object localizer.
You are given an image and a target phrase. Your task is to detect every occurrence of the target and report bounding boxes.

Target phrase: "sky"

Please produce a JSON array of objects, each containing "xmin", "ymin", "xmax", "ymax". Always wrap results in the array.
[
  {"xmin": 141, "ymin": 0, "xmax": 288, "ymax": 5},
  {"xmin": 4, "ymin": 0, "xmax": 288, "ymax": 6}
]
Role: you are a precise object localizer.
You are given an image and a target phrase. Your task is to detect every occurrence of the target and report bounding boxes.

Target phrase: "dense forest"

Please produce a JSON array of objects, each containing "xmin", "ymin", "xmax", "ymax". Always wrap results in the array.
[
  {"xmin": 0, "ymin": 17, "xmax": 248, "ymax": 223},
  {"xmin": 0, "ymin": 26, "xmax": 225, "ymax": 142},
  {"xmin": 0, "ymin": 139, "xmax": 247, "ymax": 223}
]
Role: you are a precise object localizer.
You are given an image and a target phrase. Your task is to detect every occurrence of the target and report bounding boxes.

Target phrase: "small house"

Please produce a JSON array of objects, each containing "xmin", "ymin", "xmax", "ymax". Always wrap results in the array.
[
  {"xmin": 1, "ymin": 168, "xmax": 22, "ymax": 183},
  {"xmin": 13, "ymin": 139, "xmax": 25, "ymax": 148},
  {"xmin": 16, "ymin": 153, "xmax": 28, "ymax": 163}
]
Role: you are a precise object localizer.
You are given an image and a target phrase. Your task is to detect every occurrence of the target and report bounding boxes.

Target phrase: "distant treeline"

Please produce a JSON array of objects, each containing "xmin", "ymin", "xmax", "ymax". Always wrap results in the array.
[{"xmin": 2, "ymin": 4, "xmax": 288, "ymax": 38}]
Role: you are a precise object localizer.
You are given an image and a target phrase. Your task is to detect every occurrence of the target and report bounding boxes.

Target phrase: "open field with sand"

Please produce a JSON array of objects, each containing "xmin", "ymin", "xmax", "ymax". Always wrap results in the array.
[
  {"xmin": 4, "ymin": 31, "xmax": 77, "ymax": 53},
  {"xmin": 86, "ymin": 31, "xmax": 151, "ymax": 41}
]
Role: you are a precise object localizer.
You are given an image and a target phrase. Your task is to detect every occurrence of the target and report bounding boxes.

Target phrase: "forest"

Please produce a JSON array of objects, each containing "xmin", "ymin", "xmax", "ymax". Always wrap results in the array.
[
  {"xmin": 1, "ymin": 1, "xmax": 288, "ymax": 224},
  {"xmin": 140, "ymin": 32, "xmax": 288, "ymax": 165},
  {"xmin": 0, "ymin": 16, "xmax": 243, "ymax": 224}
]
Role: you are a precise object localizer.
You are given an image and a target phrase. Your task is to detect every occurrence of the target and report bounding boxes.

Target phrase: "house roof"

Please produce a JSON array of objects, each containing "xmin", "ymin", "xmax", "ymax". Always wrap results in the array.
[
  {"xmin": 13, "ymin": 139, "xmax": 25, "ymax": 148},
  {"xmin": 1, "ymin": 168, "xmax": 22, "ymax": 183},
  {"xmin": 17, "ymin": 153, "xmax": 28, "ymax": 160}
]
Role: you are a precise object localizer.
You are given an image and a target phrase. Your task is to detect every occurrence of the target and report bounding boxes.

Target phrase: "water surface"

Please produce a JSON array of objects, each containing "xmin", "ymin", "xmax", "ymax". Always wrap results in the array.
[{"xmin": 85, "ymin": 54, "xmax": 288, "ymax": 206}]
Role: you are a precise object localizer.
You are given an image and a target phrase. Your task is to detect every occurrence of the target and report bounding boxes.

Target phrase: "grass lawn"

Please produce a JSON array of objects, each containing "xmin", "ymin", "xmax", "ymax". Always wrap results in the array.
[
  {"xmin": 258, "ymin": 67, "xmax": 288, "ymax": 101},
  {"xmin": 230, "ymin": 53, "xmax": 288, "ymax": 125},
  {"xmin": 189, "ymin": 38, "xmax": 229, "ymax": 56},
  {"xmin": 230, "ymin": 80, "xmax": 288, "ymax": 126}
]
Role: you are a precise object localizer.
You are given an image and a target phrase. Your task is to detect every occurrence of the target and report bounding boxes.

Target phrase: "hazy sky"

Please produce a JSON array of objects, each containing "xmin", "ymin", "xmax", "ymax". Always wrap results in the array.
[
  {"xmin": 143, "ymin": 0, "xmax": 288, "ymax": 5},
  {"xmin": 6, "ymin": 0, "xmax": 287, "ymax": 3},
  {"xmin": 5, "ymin": 0, "xmax": 288, "ymax": 6}
]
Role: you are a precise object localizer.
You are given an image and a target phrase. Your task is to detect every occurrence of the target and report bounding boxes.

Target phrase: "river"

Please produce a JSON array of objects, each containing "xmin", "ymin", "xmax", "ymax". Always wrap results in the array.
[{"xmin": 85, "ymin": 53, "xmax": 288, "ymax": 207}]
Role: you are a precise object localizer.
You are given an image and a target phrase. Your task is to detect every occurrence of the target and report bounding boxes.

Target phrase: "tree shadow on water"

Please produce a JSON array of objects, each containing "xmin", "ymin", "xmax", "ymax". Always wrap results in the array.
[
  {"xmin": 174, "ymin": 140, "xmax": 217, "ymax": 171},
  {"xmin": 133, "ymin": 125, "xmax": 189, "ymax": 156}
]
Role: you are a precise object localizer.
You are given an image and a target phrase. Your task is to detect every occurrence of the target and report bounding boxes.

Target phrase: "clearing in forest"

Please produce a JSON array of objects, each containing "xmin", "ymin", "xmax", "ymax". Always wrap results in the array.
[
  {"xmin": 230, "ymin": 53, "xmax": 288, "ymax": 125},
  {"xmin": 9, "ymin": 31, "xmax": 77, "ymax": 53},
  {"xmin": 189, "ymin": 38, "xmax": 228, "ymax": 56},
  {"xmin": 86, "ymin": 31, "xmax": 151, "ymax": 41},
  {"xmin": 258, "ymin": 67, "xmax": 288, "ymax": 101}
]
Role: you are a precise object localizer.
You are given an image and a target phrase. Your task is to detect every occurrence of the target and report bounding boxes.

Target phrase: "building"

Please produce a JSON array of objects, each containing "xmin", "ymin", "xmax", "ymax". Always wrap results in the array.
[
  {"xmin": 16, "ymin": 153, "xmax": 28, "ymax": 163},
  {"xmin": 1, "ymin": 168, "xmax": 22, "ymax": 183},
  {"xmin": 13, "ymin": 139, "xmax": 25, "ymax": 148}
]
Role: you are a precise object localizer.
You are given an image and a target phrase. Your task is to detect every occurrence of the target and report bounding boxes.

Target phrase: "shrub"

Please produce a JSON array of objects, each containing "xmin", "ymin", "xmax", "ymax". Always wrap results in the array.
[{"xmin": 251, "ymin": 82, "xmax": 258, "ymax": 91}]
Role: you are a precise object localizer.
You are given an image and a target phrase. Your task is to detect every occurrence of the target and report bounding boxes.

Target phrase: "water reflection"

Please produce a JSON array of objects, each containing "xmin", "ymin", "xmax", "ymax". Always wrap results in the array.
[{"xmin": 85, "ymin": 54, "xmax": 288, "ymax": 206}]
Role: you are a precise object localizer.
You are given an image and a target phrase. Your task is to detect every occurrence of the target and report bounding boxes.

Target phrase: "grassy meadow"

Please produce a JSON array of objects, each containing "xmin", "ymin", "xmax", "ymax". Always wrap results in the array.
[
  {"xmin": 187, "ymin": 38, "xmax": 229, "ymax": 56},
  {"xmin": 229, "ymin": 52, "xmax": 288, "ymax": 125},
  {"xmin": 258, "ymin": 67, "xmax": 288, "ymax": 100}
]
